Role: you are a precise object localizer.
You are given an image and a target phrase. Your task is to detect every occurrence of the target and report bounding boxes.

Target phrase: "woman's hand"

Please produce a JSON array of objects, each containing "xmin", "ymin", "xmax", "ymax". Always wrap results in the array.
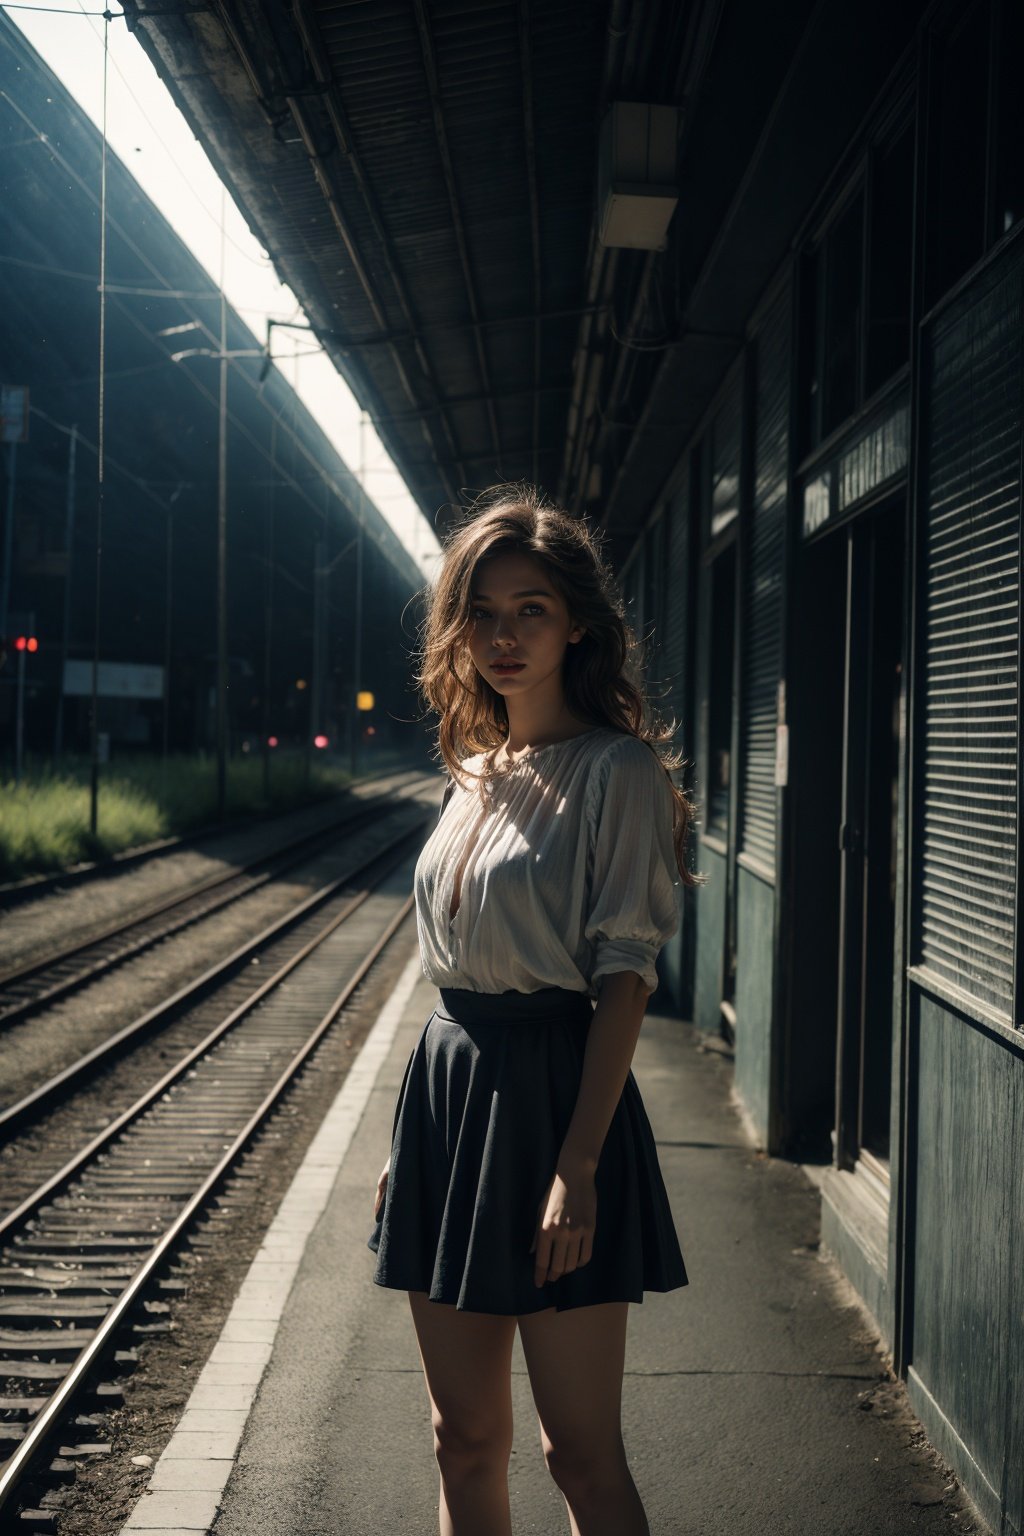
[
  {"xmin": 373, "ymin": 1156, "xmax": 391, "ymax": 1220},
  {"xmin": 530, "ymin": 1155, "xmax": 597, "ymax": 1287}
]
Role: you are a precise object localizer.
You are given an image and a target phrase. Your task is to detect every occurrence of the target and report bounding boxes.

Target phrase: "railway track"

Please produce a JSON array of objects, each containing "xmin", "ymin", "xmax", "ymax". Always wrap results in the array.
[
  {"xmin": 0, "ymin": 776, "xmax": 438, "ymax": 1527},
  {"xmin": 0, "ymin": 769, "xmax": 423, "ymax": 1030}
]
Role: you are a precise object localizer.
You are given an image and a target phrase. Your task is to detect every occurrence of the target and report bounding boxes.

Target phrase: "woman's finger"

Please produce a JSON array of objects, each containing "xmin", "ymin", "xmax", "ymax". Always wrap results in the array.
[
  {"xmin": 533, "ymin": 1227, "xmax": 553, "ymax": 1285},
  {"xmin": 547, "ymin": 1237, "xmax": 578, "ymax": 1282},
  {"xmin": 543, "ymin": 1229, "xmax": 579, "ymax": 1283}
]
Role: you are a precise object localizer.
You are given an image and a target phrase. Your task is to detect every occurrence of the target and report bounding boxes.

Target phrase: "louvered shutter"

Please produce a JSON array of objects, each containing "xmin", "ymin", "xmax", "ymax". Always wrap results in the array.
[
  {"xmin": 711, "ymin": 382, "xmax": 742, "ymax": 538},
  {"xmin": 741, "ymin": 283, "xmax": 791, "ymax": 872},
  {"xmin": 917, "ymin": 258, "xmax": 1021, "ymax": 1016}
]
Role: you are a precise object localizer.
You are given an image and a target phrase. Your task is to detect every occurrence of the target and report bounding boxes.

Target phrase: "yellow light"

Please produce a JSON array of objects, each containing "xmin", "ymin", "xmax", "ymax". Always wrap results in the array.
[
  {"xmin": 295, "ymin": 678, "xmax": 307, "ymax": 691},
  {"xmin": 356, "ymin": 690, "xmax": 374, "ymax": 711}
]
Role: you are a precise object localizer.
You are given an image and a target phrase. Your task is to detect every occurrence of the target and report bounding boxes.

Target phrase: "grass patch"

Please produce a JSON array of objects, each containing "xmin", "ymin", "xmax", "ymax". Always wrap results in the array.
[{"xmin": 0, "ymin": 747, "xmax": 407, "ymax": 882}]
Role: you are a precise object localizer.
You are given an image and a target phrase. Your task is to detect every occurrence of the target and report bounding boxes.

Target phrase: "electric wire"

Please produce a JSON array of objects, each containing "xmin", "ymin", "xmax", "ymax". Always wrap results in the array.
[
  {"xmin": 0, "ymin": 3, "xmax": 124, "ymax": 14},
  {"xmin": 69, "ymin": 0, "xmax": 275, "ymax": 271},
  {"xmin": 0, "ymin": 84, "xmax": 412, "ymax": 572}
]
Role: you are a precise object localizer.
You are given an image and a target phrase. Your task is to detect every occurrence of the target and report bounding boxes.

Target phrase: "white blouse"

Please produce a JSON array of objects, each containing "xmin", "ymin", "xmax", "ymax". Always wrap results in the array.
[{"xmin": 413, "ymin": 726, "xmax": 681, "ymax": 1000}]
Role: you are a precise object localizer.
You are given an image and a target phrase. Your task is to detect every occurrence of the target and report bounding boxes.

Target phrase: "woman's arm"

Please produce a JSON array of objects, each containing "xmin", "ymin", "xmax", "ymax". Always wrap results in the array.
[
  {"xmin": 530, "ymin": 970, "xmax": 649, "ymax": 1286},
  {"xmin": 558, "ymin": 970, "xmax": 649, "ymax": 1171}
]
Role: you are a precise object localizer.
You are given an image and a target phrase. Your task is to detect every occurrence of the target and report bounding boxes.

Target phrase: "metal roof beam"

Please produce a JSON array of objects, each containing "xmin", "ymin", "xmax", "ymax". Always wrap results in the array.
[
  {"xmin": 372, "ymin": 379, "xmax": 571, "ymax": 427},
  {"xmin": 411, "ymin": 0, "xmax": 504, "ymax": 479},
  {"xmin": 317, "ymin": 303, "xmax": 606, "ymax": 354},
  {"xmin": 284, "ymin": 0, "xmax": 473, "ymax": 505}
]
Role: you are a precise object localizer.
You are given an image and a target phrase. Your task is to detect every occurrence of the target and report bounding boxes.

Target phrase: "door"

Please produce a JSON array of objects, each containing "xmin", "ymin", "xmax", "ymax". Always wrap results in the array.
[{"xmin": 834, "ymin": 499, "xmax": 904, "ymax": 1175}]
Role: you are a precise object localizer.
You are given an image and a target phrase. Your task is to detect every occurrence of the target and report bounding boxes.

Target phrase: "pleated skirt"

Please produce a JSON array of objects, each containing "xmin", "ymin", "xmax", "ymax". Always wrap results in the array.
[{"xmin": 367, "ymin": 984, "xmax": 688, "ymax": 1315}]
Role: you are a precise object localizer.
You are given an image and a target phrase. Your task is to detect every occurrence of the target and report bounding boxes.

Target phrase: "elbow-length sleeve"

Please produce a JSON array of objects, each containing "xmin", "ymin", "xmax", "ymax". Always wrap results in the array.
[{"xmin": 583, "ymin": 736, "xmax": 681, "ymax": 996}]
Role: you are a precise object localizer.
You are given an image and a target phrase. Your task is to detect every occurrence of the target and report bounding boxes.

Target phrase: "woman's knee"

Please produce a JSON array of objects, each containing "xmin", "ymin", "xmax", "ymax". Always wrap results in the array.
[
  {"xmin": 542, "ymin": 1432, "xmax": 628, "ymax": 1499},
  {"xmin": 432, "ymin": 1409, "xmax": 513, "ymax": 1480}
]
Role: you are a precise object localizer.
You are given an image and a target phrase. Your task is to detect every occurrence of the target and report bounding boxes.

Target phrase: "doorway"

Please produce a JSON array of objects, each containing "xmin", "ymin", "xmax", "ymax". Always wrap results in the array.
[
  {"xmin": 835, "ymin": 501, "xmax": 904, "ymax": 1176},
  {"xmin": 784, "ymin": 496, "xmax": 905, "ymax": 1176}
]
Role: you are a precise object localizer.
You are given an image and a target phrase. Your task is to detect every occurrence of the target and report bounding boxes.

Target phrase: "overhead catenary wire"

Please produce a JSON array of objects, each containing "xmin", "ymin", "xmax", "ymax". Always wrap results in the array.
[
  {"xmin": 69, "ymin": 0, "xmax": 277, "ymax": 272},
  {"xmin": 0, "ymin": 251, "xmax": 220, "ymax": 298},
  {"xmin": 29, "ymin": 403, "xmax": 174, "ymax": 510},
  {"xmin": 0, "ymin": 3, "xmax": 124, "ymax": 13},
  {"xmin": 4, "ymin": 0, "xmax": 275, "ymax": 273},
  {"xmin": 0, "ymin": 80, "xmax": 418, "ymax": 580}
]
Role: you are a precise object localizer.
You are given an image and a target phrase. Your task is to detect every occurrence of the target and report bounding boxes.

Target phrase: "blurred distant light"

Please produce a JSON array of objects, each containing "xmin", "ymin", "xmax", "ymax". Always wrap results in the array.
[{"xmin": 314, "ymin": 733, "xmax": 329, "ymax": 749}]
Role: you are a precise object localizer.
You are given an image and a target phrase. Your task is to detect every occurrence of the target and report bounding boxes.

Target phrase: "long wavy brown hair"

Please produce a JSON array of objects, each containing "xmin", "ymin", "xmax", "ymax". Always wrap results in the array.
[{"xmin": 413, "ymin": 483, "xmax": 705, "ymax": 888}]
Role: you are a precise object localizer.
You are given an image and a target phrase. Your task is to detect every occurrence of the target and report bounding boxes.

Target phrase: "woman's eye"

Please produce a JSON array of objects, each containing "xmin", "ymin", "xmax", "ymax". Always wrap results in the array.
[{"xmin": 471, "ymin": 605, "xmax": 543, "ymax": 618}]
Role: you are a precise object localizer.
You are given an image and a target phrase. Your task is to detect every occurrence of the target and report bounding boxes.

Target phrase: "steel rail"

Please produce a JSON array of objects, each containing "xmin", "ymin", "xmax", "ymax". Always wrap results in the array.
[
  {"xmin": 0, "ymin": 876, "xmax": 417, "ymax": 1517},
  {"xmin": 0, "ymin": 792, "xmax": 431, "ymax": 1142}
]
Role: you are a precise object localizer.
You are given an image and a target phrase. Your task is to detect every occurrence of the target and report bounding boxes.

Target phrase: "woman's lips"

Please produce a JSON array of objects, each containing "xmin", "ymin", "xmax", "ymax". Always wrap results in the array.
[{"xmin": 491, "ymin": 661, "xmax": 525, "ymax": 672}]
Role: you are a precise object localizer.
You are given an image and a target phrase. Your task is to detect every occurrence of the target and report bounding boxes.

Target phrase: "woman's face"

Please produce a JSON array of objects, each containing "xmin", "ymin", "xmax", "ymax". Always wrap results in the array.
[{"xmin": 464, "ymin": 551, "xmax": 585, "ymax": 700}]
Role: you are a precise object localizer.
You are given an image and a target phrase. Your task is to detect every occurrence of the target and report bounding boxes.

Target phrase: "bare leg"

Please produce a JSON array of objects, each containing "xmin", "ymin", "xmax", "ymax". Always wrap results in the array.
[
  {"xmin": 518, "ymin": 1301, "xmax": 649, "ymax": 1536},
  {"xmin": 407, "ymin": 1290, "xmax": 518, "ymax": 1536}
]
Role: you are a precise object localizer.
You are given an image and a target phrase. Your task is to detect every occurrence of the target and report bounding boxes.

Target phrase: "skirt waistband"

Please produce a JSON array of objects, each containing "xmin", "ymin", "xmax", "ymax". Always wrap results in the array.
[{"xmin": 435, "ymin": 985, "xmax": 593, "ymax": 1027}]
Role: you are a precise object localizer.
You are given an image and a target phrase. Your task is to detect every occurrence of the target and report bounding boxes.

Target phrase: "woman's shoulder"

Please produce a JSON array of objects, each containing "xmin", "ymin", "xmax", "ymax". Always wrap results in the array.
[
  {"xmin": 590, "ymin": 729, "xmax": 667, "ymax": 774},
  {"xmin": 584, "ymin": 731, "xmax": 673, "ymax": 811}
]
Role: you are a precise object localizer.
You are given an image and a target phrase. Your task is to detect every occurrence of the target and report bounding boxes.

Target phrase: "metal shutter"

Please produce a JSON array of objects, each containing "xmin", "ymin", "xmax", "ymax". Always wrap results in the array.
[
  {"xmin": 740, "ymin": 283, "xmax": 791, "ymax": 872},
  {"xmin": 917, "ymin": 258, "xmax": 1021, "ymax": 1016},
  {"xmin": 711, "ymin": 382, "xmax": 742, "ymax": 538}
]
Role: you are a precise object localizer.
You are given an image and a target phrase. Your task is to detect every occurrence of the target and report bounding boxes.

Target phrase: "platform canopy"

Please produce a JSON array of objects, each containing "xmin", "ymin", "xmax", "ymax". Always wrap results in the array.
[{"xmin": 123, "ymin": 0, "xmax": 892, "ymax": 558}]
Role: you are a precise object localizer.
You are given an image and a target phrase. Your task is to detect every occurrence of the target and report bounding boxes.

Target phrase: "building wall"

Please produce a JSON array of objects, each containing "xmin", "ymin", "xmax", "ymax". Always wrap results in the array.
[
  {"xmin": 901, "ymin": 229, "xmax": 1023, "ymax": 1536},
  {"xmin": 628, "ymin": 4, "xmax": 1023, "ymax": 1528}
]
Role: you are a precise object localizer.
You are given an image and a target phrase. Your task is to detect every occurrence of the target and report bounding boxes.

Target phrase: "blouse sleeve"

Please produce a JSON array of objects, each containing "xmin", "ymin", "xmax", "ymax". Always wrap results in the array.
[{"xmin": 583, "ymin": 736, "xmax": 681, "ymax": 996}]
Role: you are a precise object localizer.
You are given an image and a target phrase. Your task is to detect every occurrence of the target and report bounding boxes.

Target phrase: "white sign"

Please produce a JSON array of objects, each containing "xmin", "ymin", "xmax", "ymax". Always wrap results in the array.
[
  {"xmin": 774, "ymin": 724, "xmax": 789, "ymax": 787},
  {"xmin": 63, "ymin": 659, "xmax": 165, "ymax": 699}
]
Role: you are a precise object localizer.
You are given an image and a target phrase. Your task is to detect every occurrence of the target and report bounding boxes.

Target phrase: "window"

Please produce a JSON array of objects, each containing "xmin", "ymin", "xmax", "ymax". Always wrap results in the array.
[
  {"xmin": 926, "ymin": 0, "xmax": 989, "ymax": 308},
  {"xmin": 801, "ymin": 115, "xmax": 914, "ymax": 454},
  {"xmin": 866, "ymin": 126, "xmax": 915, "ymax": 396},
  {"xmin": 708, "ymin": 384, "xmax": 741, "ymax": 541}
]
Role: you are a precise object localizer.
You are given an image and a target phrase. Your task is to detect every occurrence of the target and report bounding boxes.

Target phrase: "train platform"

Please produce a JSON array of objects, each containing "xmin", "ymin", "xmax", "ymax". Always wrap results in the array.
[{"xmin": 114, "ymin": 949, "xmax": 983, "ymax": 1536}]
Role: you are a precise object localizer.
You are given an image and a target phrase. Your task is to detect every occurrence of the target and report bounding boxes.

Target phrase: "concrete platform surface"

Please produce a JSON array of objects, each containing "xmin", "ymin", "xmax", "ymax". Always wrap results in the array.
[{"xmin": 118, "ymin": 946, "xmax": 985, "ymax": 1536}]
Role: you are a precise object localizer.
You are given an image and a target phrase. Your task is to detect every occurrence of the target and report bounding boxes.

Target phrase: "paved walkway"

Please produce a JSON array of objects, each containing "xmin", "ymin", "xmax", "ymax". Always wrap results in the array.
[{"xmin": 118, "ymin": 948, "xmax": 986, "ymax": 1535}]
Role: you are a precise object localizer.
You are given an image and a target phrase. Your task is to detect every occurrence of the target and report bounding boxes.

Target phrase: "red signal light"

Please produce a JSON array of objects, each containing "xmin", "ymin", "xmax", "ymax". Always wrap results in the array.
[{"xmin": 14, "ymin": 635, "xmax": 37, "ymax": 652}]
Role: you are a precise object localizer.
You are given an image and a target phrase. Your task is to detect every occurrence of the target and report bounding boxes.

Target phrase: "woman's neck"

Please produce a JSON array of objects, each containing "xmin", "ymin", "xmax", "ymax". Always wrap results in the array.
[{"xmin": 498, "ymin": 711, "xmax": 595, "ymax": 762}]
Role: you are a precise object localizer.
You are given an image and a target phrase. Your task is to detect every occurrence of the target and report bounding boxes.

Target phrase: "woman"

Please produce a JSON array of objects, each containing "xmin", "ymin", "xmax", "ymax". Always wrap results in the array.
[{"xmin": 368, "ymin": 484, "xmax": 704, "ymax": 1536}]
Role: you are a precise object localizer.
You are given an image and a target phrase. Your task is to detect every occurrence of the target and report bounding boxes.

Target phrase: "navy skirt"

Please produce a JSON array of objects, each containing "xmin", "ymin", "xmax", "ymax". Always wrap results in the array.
[{"xmin": 367, "ymin": 984, "xmax": 688, "ymax": 1315}]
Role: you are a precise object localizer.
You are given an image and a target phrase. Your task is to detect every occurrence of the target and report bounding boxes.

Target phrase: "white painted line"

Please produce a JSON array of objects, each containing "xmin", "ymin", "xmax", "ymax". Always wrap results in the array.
[{"xmin": 118, "ymin": 948, "xmax": 424, "ymax": 1535}]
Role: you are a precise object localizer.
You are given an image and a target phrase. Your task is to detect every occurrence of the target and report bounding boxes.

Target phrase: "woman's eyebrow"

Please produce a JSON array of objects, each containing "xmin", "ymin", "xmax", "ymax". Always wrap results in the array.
[{"xmin": 470, "ymin": 588, "xmax": 552, "ymax": 599}]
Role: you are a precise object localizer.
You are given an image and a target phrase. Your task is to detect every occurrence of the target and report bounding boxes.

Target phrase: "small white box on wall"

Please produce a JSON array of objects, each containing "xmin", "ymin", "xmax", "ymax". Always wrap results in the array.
[{"xmin": 598, "ymin": 103, "xmax": 679, "ymax": 250}]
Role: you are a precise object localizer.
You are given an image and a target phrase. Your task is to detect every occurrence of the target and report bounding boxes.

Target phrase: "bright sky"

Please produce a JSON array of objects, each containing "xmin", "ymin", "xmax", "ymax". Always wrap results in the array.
[{"xmin": 7, "ymin": 3, "xmax": 441, "ymax": 580}]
